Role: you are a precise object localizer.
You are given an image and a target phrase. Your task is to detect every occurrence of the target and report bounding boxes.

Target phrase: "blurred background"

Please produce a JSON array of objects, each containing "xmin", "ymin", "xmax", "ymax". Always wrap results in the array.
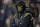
[{"xmin": 0, "ymin": 0, "xmax": 40, "ymax": 27}]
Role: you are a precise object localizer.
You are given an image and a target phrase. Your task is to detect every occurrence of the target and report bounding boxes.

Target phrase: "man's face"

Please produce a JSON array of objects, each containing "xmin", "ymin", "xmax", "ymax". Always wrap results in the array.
[
  {"xmin": 17, "ymin": 6, "xmax": 23, "ymax": 12},
  {"xmin": 1, "ymin": 9, "xmax": 5, "ymax": 15}
]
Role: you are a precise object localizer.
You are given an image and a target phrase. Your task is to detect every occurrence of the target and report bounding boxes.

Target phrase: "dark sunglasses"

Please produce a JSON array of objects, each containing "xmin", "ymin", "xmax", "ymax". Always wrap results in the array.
[{"xmin": 17, "ymin": 5, "xmax": 22, "ymax": 8}]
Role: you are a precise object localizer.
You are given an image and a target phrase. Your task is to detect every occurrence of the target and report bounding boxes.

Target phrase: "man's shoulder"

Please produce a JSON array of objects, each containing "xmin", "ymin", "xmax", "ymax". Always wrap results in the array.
[
  {"xmin": 25, "ymin": 8, "xmax": 34, "ymax": 17},
  {"xmin": 26, "ymin": 8, "xmax": 33, "ymax": 11},
  {"xmin": 25, "ymin": 8, "xmax": 34, "ymax": 13}
]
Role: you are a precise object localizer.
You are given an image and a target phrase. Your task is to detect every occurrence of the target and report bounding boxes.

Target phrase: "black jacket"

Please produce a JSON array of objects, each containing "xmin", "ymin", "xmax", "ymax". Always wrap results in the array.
[{"xmin": 10, "ymin": 9, "xmax": 33, "ymax": 27}]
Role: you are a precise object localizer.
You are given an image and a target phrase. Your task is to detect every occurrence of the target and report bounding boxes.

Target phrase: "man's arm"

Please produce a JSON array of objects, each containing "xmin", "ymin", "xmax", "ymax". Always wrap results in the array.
[{"xmin": 19, "ymin": 14, "xmax": 33, "ymax": 27}]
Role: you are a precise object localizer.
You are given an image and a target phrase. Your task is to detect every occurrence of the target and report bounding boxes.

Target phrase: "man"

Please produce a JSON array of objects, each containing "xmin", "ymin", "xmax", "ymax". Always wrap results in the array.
[
  {"xmin": 5, "ymin": 2, "xmax": 15, "ymax": 27},
  {"xmin": 10, "ymin": 1, "xmax": 34, "ymax": 27},
  {"xmin": 6, "ymin": 2, "xmax": 14, "ymax": 17},
  {"xmin": 0, "ymin": 9, "xmax": 7, "ymax": 27}
]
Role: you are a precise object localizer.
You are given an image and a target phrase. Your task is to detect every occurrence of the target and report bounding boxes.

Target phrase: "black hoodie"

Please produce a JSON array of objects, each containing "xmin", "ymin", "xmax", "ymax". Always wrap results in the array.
[{"xmin": 16, "ymin": 1, "xmax": 26, "ymax": 14}]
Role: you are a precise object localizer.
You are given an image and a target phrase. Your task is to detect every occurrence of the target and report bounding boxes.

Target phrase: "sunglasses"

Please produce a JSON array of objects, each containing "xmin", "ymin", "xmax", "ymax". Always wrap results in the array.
[{"xmin": 17, "ymin": 5, "xmax": 22, "ymax": 8}]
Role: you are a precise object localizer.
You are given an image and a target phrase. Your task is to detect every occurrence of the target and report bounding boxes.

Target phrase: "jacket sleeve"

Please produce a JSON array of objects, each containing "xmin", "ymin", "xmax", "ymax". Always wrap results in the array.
[
  {"xmin": 29, "ymin": 21, "xmax": 33, "ymax": 27},
  {"xmin": 19, "ymin": 14, "xmax": 33, "ymax": 27}
]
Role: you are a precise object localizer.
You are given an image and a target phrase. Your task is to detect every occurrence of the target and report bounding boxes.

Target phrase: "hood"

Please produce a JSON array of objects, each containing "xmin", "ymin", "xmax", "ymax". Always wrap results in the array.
[{"xmin": 16, "ymin": 1, "xmax": 26, "ymax": 13}]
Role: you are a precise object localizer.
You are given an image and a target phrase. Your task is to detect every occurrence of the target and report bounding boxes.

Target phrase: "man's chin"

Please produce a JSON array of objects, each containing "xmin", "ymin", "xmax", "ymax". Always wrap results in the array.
[{"xmin": 18, "ymin": 11, "xmax": 22, "ymax": 13}]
